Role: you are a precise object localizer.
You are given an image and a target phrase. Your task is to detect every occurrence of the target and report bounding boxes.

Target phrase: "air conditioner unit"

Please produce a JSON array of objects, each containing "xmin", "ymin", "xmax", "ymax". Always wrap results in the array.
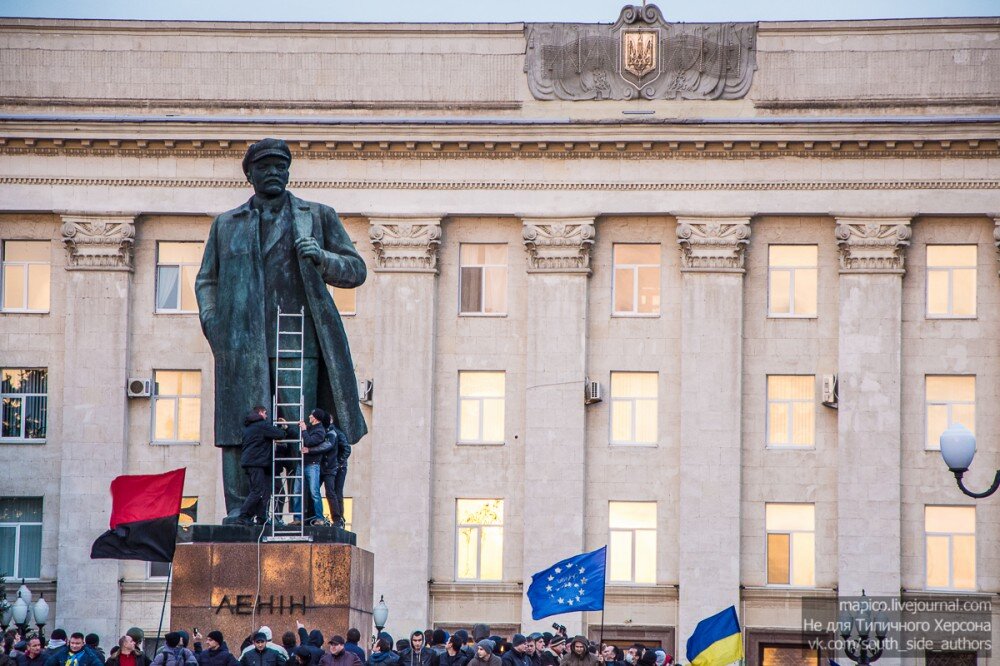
[
  {"xmin": 127, "ymin": 377, "xmax": 152, "ymax": 398},
  {"xmin": 584, "ymin": 379, "xmax": 602, "ymax": 405},
  {"xmin": 359, "ymin": 379, "xmax": 374, "ymax": 405},
  {"xmin": 822, "ymin": 374, "xmax": 838, "ymax": 408}
]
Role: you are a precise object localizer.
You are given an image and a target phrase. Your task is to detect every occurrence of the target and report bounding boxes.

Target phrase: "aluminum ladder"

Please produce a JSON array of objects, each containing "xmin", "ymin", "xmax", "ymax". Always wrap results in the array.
[{"xmin": 268, "ymin": 306, "xmax": 311, "ymax": 542}]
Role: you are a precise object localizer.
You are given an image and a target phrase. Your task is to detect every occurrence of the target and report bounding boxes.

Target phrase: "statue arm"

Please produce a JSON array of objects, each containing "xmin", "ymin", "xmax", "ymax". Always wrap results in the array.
[
  {"xmin": 194, "ymin": 217, "xmax": 221, "ymax": 337},
  {"xmin": 317, "ymin": 207, "xmax": 367, "ymax": 289}
]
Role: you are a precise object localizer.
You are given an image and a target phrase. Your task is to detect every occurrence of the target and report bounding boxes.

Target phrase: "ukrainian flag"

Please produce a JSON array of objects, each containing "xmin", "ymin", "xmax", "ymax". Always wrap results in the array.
[{"xmin": 686, "ymin": 606, "xmax": 744, "ymax": 666}]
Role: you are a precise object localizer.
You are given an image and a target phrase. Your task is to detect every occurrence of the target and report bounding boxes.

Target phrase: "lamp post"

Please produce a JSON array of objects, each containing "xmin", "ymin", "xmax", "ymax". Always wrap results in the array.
[
  {"xmin": 939, "ymin": 423, "xmax": 1000, "ymax": 498},
  {"xmin": 9, "ymin": 583, "xmax": 48, "ymax": 640},
  {"xmin": 838, "ymin": 591, "xmax": 887, "ymax": 666},
  {"xmin": 372, "ymin": 595, "xmax": 389, "ymax": 646}
]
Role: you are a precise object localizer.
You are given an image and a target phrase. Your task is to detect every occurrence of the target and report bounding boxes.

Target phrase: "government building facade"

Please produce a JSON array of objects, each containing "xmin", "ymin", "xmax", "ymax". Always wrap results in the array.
[{"xmin": 1, "ymin": 8, "xmax": 999, "ymax": 665}]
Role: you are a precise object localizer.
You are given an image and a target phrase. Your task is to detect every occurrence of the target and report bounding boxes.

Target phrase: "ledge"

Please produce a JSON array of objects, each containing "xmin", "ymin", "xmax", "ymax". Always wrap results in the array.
[{"xmin": 429, "ymin": 581, "xmax": 522, "ymax": 596}]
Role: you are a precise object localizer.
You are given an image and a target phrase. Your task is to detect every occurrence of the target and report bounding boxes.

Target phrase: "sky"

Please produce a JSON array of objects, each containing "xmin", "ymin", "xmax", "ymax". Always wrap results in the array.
[{"xmin": 1, "ymin": 0, "xmax": 997, "ymax": 23}]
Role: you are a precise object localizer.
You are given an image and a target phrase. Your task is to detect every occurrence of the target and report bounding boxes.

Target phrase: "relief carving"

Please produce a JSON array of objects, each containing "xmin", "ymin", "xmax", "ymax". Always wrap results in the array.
[
  {"xmin": 675, "ymin": 217, "xmax": 751, "ymax": 272},
  {"xmin": 60, "ymin": 214, "xmax": 136, "ymax": 271},
  {"xmin": 835, "ymin": 217, "xmax": 912, "ymax": 273},
  {"xmin": 522, "ymin": 218, "xmax": 596, "ymax": 274},
  {"xmin": 368, "ymin": 218, "xmax": 442, "ymax": 273}
]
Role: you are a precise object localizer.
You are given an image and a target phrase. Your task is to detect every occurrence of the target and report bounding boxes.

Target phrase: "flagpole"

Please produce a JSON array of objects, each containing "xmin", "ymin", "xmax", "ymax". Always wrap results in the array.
[
  {"xmin": 598, "ymin": 606, "xmax": 605, "ymax": 647},
  {"xmin": 152, "ymin": 563, "xmax": 172, "ymax": 655}
]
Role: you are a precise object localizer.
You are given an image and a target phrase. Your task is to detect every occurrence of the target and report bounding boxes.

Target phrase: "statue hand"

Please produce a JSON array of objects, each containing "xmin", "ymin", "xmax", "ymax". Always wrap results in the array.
[{"xmin": 295, "ymin": 236, "xmax": 323, "ymax": 265}]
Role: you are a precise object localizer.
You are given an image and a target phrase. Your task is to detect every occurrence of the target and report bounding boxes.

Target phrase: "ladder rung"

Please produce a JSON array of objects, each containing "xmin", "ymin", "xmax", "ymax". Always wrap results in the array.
[{"xmin": 276, "ymin": 349, "xmax": 303, "ymax": 353}]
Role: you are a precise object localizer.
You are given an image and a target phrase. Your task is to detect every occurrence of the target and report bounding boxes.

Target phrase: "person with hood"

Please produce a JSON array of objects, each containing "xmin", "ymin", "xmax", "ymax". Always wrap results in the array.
[
  {"xmin": 150, "ymin": 634, "xmax": 197, "ymax": 666},
  {"xmin": 233, "ymin": 406, "xmax": 292, "ymax": 526},
  {"xmin": 319, "ymin": 637, "xmax": 359, "ymax": 666},
  {"xmin": 45, "ymin": 632, "xmax": 67, "ymax": 656},
  {"xmin": 397, "ymin": 634, "xmax": 431, "ymax": 666},
  {"xmin": 561, "ymin": 638, "xmax": 596, "ymax": 666},
  {"xmin": 106, "ymin": 635, "xmax": 152, "ymax": 666},
  {"xmin": 191, "ymin": 632, "xmax": 238, "ymax": 666},
  {"xmin": 239, "ymin": 634, "xmax": 285, "ymax": 666},
  {"xmin": 239, "ymin": 630, "xmax": 286, "ymax": 662},
  {"xmin": 471, "ymin": 642, "xmax": 498, "ymax": 666},
  {"xmin": 435, "ymin": 637, "xmax": 466, "ymax": 666},
  {"xmin": 366, "ymin": 640, "xmax": 397, "ymax": 666},
  {"xmin": 293, "ymin": 624, "xmax": 323, "ymax": 666},
  {"xmin": 279, "ymin": 638, "xmax": 297, "ymax": 662}
]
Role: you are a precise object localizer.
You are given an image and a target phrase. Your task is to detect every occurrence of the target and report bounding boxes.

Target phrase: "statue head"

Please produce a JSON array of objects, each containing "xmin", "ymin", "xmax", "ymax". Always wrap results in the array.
[{"xmin": 243, "ymin": 138, "xmax": 292, "ymax": 199}]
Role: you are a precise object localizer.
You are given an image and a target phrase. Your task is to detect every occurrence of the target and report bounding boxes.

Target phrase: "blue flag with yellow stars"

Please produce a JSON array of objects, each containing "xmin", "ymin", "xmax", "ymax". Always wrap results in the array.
[{"xmin": 526, "ymin": 546, "xmax": 607, "ymax": 620}]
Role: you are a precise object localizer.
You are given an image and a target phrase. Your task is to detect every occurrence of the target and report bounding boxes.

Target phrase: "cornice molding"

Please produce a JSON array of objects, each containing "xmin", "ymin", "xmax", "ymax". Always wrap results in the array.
[
  {"xmin": 368, "ymin": 216, "xmax": 442, "ymax": 274},
  {"xmin": 675, "ymin": 216, "xmax": 752, "ymax": 273},
  {"xmin": 59, "ymin": 213, "xmax": 137, "ymax": 271},
  {"xmin": 521, "ymin": 217, "xmax": 596, "ymax": 274},
  {"xmin": 835, "ymin": 216, "xmax": 912, "ymax": 274}
]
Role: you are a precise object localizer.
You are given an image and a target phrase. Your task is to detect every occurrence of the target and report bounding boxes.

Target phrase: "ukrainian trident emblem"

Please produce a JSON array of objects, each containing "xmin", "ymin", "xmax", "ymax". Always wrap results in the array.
[{"xmin": 623, "ymin": 30, "xmax": 657, "ymax": 79}]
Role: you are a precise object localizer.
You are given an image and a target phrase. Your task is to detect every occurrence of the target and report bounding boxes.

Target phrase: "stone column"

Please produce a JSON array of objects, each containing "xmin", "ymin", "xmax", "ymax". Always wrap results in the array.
[
  {"xmin": 367, "ymin": 217, "xmax": 442, "ymax": 633},
  {"xmin": 55, "ymin": 214, "xmax": 136, "ymax": 638},
  {"xmin": 835, "ymin": 217, "xmax": 911, "ymax": 596},
  {"xmin": 520, "ymin": 218, "xmax": 595, "ymax": 633},
  {"xmin": 675, "ymin": 216, "xmax": 750, "ymax": 643}
]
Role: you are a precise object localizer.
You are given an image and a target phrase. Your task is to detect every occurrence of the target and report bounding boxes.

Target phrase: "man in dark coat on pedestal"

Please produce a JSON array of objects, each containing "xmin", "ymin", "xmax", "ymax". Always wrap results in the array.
[{"xmin": 196, "ymin": 138, "xmax": 368, "ymax": 515}]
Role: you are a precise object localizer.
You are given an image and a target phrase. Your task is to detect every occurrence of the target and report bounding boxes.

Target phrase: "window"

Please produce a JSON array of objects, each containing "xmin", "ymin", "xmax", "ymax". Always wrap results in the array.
[
  {"xmin": 149, "ymin": 496, "xmax": 198, "ymax": 578},
  {"xmin": 152, "ymin": 370, "xmax": 201, "ymax": 443},
  {"xmin": 927, "ymin": 245, "xmax": 976, "ymax": 318},
  {"xmin": 768, "ymin": 245, "xmax": 818, "ymax": 317},
  {"xmin": 926, "ymin": 376, "xmax": 975, "ymax": 450},
  {"xmin": 766, "ymin": 503, "xmax": 815, "ymax": 587},
  {"xmin": 613, "ymin": 244, "xmax": 660, "ymax": 315},
  {"xmin": 766, "ymin": 376, "xmax": 815, "ymax": 447},
  {"xmin": 1, "ymin": 241, "xmax": 50, "ymax": 313},
  {"xmin": 608, "ymin": 501, "xmax": 657, "ymax": 584},
  {"xmin": 155, "ymin": 242, "xmax": 203, "ymax": 313},
  {"xmin": 320, "ymin": 496, "xmax": 354, "ymax": 531},
  {"xmin": 1, "ymin": 368, "xmax": 47, "ymax": 442},
  {"xmin": 0, "ymin": 497, "xmax": 42, "ymax": 579},
  {"xmin": 328, "ymin": 285, "xmax": 357, "ymax": 316},
  {"xmin": 459, "ymin": 244, "xmax": 507, "ymax": 315},
  {"xmin": 761, "ymin": 646, "xmax": 819, "ymax": 666},
  {"xmin": 458, "ymin": 371, "xmax": 505, "ymax": 444},
  {"xmin": 925, "ymin": 506, "xmax": 975, "ymax": 590},
  {"xmin": 610, "ymin": 372, "xmax": 658, "ymax": 445},
  {"xmin": 455, "ymin": 498, "xmax": 503, "ymax": 581}
]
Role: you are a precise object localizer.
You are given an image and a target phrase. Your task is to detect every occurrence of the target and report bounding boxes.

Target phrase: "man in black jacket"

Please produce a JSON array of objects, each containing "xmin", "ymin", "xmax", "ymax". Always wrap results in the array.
[
  {"xmin": 193, "ymin": 632, "xmax": 239, "ymax": 666},
  {"xmin": 320, "ymin": 419, "xmax": 351, "ymax": 528},
  {"xmin": 397, "ymin": 634, "xmax": 432, "ymax": 666},
  {"xmin": 297, "ymin": 410, "xmax": 330, "ymax": 526},
  {"xmin": 239, "ymin": 635, "xmax": 285, "ymax": 666},
  {"xmin": 234, "ymin": 406, "xmax": 291, "ymax": 526}
]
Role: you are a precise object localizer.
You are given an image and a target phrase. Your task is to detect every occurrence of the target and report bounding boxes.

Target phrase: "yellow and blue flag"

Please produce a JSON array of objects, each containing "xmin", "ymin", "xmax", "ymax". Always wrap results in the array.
[{"xmin": 686, "ymin": 606, "xmax": 744, "ymax": 666}]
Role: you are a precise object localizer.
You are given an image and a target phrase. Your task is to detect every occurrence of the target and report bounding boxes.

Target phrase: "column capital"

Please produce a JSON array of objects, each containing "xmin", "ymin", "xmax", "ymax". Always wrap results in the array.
[
  {"xmin": 675, "ymin": 216, "xmax": 752, "ymax": 273},
  {"xmin": 59, "ymin": 213, "xmax": 137, "ymax": 271},
  {"xmin": 993, "ymin": 216, "xmax": 1000, "ymax": 275},
  {"xmin": 835, "ymin": 216, "xmax": 912, "ymax": 274},
  {"xmin": 521, "ymin": 217, "xmax": 595, "ymax": 274},
  {"xmin": 368, "ymin": 216, "xmax": 442, "ymax": 274}
]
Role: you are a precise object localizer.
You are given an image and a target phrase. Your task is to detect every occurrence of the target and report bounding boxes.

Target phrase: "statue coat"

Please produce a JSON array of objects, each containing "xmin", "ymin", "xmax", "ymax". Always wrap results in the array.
[{"xmin": 195, "ymin": 192, "xmax": 368, "ymax": 448}]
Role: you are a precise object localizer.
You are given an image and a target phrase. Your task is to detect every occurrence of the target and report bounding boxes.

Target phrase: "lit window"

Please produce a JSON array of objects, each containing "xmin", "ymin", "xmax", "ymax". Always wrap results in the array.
[
  {"xmin": 155, "ymin": 242, "xmax": 203, "ymax": 313},
  {"xmin": 766, "ymin": 503, "xmax": 815, "ymax": 587},
  {"xmin": 1, "ymin": 241, "xmax": 50, "ymax": 313},
  {"xmin": 768, "ymin": 245, "xmax": 818, "ymax": 317},
  {"xmin": 149, "ymin": 496, "xmax": 198, "ymax": 578},
  {"xmin": 459, "ymin": 244, "xmax": 507, "ymax": 315},
  {"xmin": 927, "ymin": 245, "xmax": 976, "ymax": 318},
  {"xmin": 613, "ymin": 244, "xmax": 660, "ymax": 315},
  {"xmin": 926, "ymin": 376, "xmax": 975, "ymax": 450},
  {"xmin": 0, "ymin": 497, "xmax": 42, "ymax": 579},
  {"xmin": 458, "ymin": 371, "xmax": 505, "ymax": 444},
  {"xmin": 1, "ymin": 368, "xmax": 48, "ymax": 442},
  {"xmin": 328, "ymin": 284, "xmax": 357, "ymax": 316},
  {"xmin": 152, "ymin": 370, "xmax": 201, "ymax": 443},
  {"xmin": 767, "ymin": 376, "xmax": 815, "ymax": 447},
  {"xmin": 610, "ymin": 372, "xmax": 658, "ymax": 445},
  {"xmin": 456, "ymin": 498, "xmax": 503, "ymax": 581},
  {"xmin": 925, "ymin": 506, "xmax": 975, "ymax": 590},
  {"xmin": 320, "ymin": 496, "xmax": 354, "ymax": 532},
  {"xmin": 761, "ymin": 647, "xmax": 819, "ymax": 666},
  {"xmin": 608, "ymin": 501, "xmax": 657, "ymax": 584}
]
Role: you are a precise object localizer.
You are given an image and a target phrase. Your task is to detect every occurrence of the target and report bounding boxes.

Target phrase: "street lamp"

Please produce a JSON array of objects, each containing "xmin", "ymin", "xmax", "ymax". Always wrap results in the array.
[
  {"xmin": 939, "ymin": 423, "xmax": 1000, "ymax": 498},
  {"xmin": 9, "ymin": 583, "xmax": 48, "ymax": 640},
  {"xmin": 373, "ymin": 595, "xmax": 389, "ymax": 642},
  {"xmin": 838, "ymin": 591, "xmax": 887, "ymax": 666}
]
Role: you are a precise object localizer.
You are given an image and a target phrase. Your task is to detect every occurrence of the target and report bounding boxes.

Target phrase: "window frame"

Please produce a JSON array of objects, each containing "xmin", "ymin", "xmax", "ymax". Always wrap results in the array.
[
  {"xmin": 1, "ymin": 240, "xmax": 51, "ymax": 314},
  {"xmin": 457, "ymin": 370, "xmax": 506, "ymax": 445},
  {"xmin": 924, "ymin": 505, "xmax": 976, "ymax": 592},
  {"xmin": 764, "ymin": 503, "xmax": 816, "ymax": 588},
  {"xmin": 609, "ymin": 371, "xmax": 659, "ymax": 447},
  {"xmin": 0, "ymin": 497, "xmax": 43, "ymax": 580},
  {"xmin": 611, "ymin": 243, "xmax": 661, "ymax": 318},
  {"xmin": 925, "ymin": 244, "xmax": 977, "ymax": 320},
  {"xmin": 0, "ymin": 367, "xmax": 48, "ymax": 443},
  {"xmin": 154, "ymin": 241, "xmax": 203, "ymax": 315},
  {"xmin": 765, "ymin": 375, "xmax": 816, "ymax": 449},
  {"xmin": 458, "ymin": 243, "xmax": 508, "ymax": 317},
  {"xmin": 925, "ymin": 375, "xmax": 975, "ymax": 451},
  {"xmin": 454, "ymin": 498, "xmax": 504, "ymax": 582},
  {"xmin": 150, "ymin": 369, "xmax": 202, "ymax": 445},
  {"xmin": 767, "ymin": 244, "xmax": 819, "ymax": 319},
  {"xmin": 607, "ymin": 501, "xmax": 657, "ymax": 585}
]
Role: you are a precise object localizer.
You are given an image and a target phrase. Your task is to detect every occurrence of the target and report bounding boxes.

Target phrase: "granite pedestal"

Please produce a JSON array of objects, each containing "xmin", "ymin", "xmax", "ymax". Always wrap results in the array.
[{"xmin": 171, "ymin": 527, "xmax": 373, "ymax": 641}]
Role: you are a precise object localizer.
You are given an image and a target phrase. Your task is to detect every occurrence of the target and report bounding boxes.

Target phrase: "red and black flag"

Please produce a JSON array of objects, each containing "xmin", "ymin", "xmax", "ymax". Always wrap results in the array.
[{"xmin": 90, "ymin": 468, "xmax": 186, "ymax": 563}]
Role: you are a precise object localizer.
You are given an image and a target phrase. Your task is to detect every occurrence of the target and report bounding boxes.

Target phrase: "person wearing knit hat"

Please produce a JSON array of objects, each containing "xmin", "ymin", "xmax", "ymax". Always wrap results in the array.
[
  {"xmin": 501, "ymin": 635, "xmax": 529, "ymax": 666},
  {"xmin": 539, "ymin": 637, "xmax": 563, "ymax": 666},
  {"xmin": 637, "ymin": 651, "xmax": 657, "ymax": 666},
  {"xmin": 190, "ymin": 631, "xmax": 239, "ymax": 666},
  {"xmin": 474, "ymin": 641, "xmax": 500, "ymax": 666}
]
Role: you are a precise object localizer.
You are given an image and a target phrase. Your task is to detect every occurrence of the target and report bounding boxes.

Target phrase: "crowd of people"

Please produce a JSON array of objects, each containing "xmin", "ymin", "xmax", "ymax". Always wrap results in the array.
[{"xmin": 2, "ymin": 624, "xmax": 675, "ymax": 666}]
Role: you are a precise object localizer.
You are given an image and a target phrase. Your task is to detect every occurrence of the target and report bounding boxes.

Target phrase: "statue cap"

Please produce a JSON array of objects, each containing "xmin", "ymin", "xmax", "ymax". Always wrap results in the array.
[{"xmin": 242, "ymin": 138, "xmax": 292, "ymax": 175}]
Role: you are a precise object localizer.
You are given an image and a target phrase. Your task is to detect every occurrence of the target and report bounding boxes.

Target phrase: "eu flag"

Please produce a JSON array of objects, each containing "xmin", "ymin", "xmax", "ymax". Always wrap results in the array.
[{"xmin": 526, "ymin": 546, "xmax": 607, "ymax": 620}]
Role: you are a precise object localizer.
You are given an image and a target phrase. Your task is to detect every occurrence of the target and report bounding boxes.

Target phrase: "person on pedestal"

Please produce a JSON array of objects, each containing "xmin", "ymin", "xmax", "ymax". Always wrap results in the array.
[
  {"xmin": 294, "ymin": 410, "xmax": 330, "ymax": 527},
  {"xmin": 235, "ymin": 406, "xmax": 291, "ymax": 526},
  {"xmin": 321, "ymin": 417, "xmax": 351, "ymax": 528},
  {"xmin": 195, "ymin": 138, "xmax": 368, "ymax": 518}
]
